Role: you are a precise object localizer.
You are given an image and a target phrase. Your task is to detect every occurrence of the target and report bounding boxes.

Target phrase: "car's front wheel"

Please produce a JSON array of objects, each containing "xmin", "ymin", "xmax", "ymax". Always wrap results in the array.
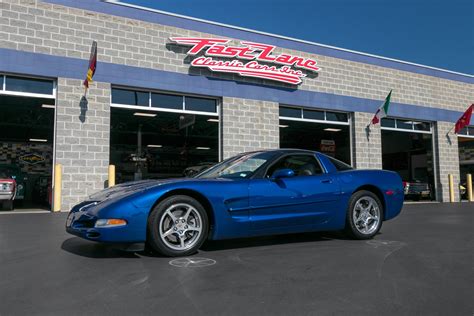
[
  {"xmin": 345, "ymin": 190, "xmax": 383, "ymax": 239},
  {"xmin": 2, "ymin": 200, "xmax": 13, "ymax": 211},
  {"xmin": 147, "ymin": 195, "xmax": 209, "ymax": 257}
]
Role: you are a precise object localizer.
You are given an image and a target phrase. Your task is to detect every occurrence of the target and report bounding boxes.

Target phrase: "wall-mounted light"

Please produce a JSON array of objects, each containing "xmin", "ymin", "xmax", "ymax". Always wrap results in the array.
[
  {"xmin": 147, "ymin": 144, "xmax": 162, "ymax": 148},
  {"xmin": 41, "ymin": 104, "xmax": 56, "ymax": 109},
  {"xmin": 196, "ymin": 147, "xmax": 210, "ymax": 150},
  {"xmin": 134, "ymin": 112, "xmax": 156, "ymax": 117},
  {"xmin": 207, "ymin": 118, "xmax": 219, "ymax": 122},
  {"xmin": 29, "ymin": 138, "xmax": 48, "ymax": 142},
  {"xmin": 279, "ymin": 125, "xmax": 289, "ymax": 128},
  {"xmin": 324, "ymin": 128, "xmax": 341, "ymax": 132}
]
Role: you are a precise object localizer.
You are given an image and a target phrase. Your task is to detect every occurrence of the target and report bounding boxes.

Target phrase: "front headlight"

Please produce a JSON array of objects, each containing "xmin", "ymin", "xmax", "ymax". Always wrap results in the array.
[{"xmin": 94, "ymin": 219, "xmax": 127, "ymax": 228}]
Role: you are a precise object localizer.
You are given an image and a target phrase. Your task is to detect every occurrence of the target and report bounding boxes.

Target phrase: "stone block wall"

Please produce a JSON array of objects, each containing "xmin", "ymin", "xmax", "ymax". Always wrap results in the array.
[
  {"xmin": 434, "ymin": 122, "xmax": 460, "ymax": 202},
  {"xmin": 222, "ymin": 97, "xmax": 279, "ymax": 159},
  {"xmin": 55, "ymin": 78, "xmax": 110, "ymax": 210},
  {"xmin": 352, "ymin": 112, "xmax": 382, "ymax": 169},
  {"xmin": 0, "ymin": 0, "xmax": 471, "ymax": 113}
]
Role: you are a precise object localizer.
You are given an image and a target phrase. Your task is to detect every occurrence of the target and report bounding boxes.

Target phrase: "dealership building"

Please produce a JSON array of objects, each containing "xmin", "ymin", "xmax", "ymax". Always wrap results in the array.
[{"xmin": 0, "ymin": 0, "xmax": 473, "ymax": 211}]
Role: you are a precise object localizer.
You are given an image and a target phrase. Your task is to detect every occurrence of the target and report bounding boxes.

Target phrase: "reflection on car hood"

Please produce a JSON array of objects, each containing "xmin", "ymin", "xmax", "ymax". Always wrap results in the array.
[
  {"xmin": 87, "ymin": 177, "xmax": 226, "ymax": 203},
  {"xmin": 88, "ymin": 179, "xmax": 175, "ymax": 202}
]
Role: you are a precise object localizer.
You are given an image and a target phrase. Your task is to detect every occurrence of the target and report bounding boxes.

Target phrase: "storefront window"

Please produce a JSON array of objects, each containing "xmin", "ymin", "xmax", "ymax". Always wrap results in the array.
[
  {"xmin": 112, "ymin": 88, "xmax": 148, "ymax": 106},
  {"xmin": 303, "ymin": 109, "xmax": 325, "ymax": 120},
  {"xmin": 5, "ymin": 76, "xmax": 54, "ymax": 95},
  {"xmin": 325, "ymin": 112, "xmax": 348, "ymax": 122},
  {"xmin": 279, "ymin": 107, "xmax": 301, "ymax": 118},
  {"xmin": 151, "ymin": 93, "xmax": 183, "ymax": 110},
  {"xmin": 185, "ymin": 97, "xmax": 217, "ymax": 113}
]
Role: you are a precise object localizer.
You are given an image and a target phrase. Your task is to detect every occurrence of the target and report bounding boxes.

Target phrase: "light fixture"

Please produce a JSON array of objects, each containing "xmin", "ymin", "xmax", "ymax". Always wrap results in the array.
[
  {"xmin": 29, "ymin": 138, "xmax": 47, "ymax": 142},
  {"xmin": 196, "ymin": 147, "xmax": 210, "ymax": 150},
  {"xmin": 147, "ymin": 144, "xmax": 162, "ymax": 148},
  {"xmin": 279, "ymin": 124, "xmax": 289, "ymax": 128},
  {"xmin": 41, "ymin": 104, "xmax": 55, "ymax": 109},
  {"xmin": 324, "ymin": 128, "xmax": 341, "ymax": 132},
  {"xmin": 207, "ymin": 118, "xmax": 219, "ymax": 122},
  {"xmin": 134, "ymin": 112, "xmax": 156, "ymax": 117}
]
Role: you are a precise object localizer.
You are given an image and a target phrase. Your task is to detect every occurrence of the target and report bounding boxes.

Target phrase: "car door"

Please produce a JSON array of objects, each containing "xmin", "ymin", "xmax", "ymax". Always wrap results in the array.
[{"xmin": 248, "ymin": 153, "xmax": 340, "ymax": 233}]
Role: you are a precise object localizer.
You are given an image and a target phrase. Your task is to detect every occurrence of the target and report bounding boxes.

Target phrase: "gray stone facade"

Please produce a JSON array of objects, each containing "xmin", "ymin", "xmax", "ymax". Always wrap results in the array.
[
  {"xmin": 434, "ymin": 122, "xmax": 460, "ymax": 202},
  {"xmin": 0, "ymin": 0, "xmax": 472, "ymax": 205},
  {"xmin": 55, "ymin": 78, "xmax": 110, "ymax": 210},
  {"xmin": 352, "ymin": 112, "xmax": 383, "ymax": 169},
  {"xmin": 222, "ymin": 97, "xmax": 279, "ymax": 159}
]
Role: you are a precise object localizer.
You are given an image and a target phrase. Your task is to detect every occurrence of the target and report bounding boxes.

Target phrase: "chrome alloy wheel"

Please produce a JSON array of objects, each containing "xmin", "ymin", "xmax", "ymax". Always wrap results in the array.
[
  {"xmin": 159, "ymin": 203, "xmax": 203, "ymax": 251},
  {"xmin": 352, "ymin": 196, "xmax": 380, "ymax": 235}
]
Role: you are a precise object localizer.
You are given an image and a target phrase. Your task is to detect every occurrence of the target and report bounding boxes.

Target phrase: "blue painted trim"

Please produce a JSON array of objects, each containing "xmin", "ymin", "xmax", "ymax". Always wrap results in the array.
[
  {"xmin": 41, "ymin": 0, "xmax": 474, "ymax": 84},
  {"xmin": 0, "ymin": 48, "xmax": 465, "ymax": 123}
]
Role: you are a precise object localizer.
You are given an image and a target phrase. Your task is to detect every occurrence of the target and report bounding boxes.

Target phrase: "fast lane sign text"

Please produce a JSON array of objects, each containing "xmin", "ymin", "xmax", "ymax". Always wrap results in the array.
[{"xmin": 170, "ymin": 37, "xmax": 321, "ymax": 85}]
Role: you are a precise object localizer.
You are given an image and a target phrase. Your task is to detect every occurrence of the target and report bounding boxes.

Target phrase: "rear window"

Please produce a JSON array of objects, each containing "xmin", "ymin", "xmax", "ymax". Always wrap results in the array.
[{"xmin": 327, "ymin": 156, "xmax": 353, "ymax": 171}]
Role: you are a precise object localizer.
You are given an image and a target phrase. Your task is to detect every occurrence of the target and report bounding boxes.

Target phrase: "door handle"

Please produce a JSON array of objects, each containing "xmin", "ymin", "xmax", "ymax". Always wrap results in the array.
[{"xmin": 321, "ymin": 179, "xmax": 333, "ymax": 184}]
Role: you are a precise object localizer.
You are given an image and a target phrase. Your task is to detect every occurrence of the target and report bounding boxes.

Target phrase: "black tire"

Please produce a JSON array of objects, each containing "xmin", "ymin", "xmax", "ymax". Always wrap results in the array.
[
  {"xmin": 147, "ymin": 195, "xmax": 209, "ymax": 257},
  {"xmin": 3, "ymin": 200, "xmax": 14, "ymax": 211},
  {"xmin": 344, "ymin": 190, "xmax": 383, "ymax": 240}
]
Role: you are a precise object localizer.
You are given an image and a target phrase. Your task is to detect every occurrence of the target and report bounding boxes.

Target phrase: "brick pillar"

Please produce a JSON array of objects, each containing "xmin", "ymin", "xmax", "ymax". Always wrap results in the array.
[
  {"xmin": 55, "ymin": 78, "xmax": 110, "ymax": 211},
  {"xmin": 434, "ymin": 122, "xmax": 460, "ymax": 202},
  {"xmin": 352, "ymin": 112, "xmax": 382, "ymax": 169},
  {"xmin": 221, "ymin": 97, "xmax": 279, "ymax": 159}
]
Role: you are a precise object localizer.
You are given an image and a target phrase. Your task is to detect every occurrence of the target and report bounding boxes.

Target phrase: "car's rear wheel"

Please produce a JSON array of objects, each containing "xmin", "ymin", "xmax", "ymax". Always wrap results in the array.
[
  {"xmin": 345, "ymin": 190, "xmax": 383, "ymax": 239},
  {"xmin": 147, "ymin": 195, "xmax": 209, "ymax": 257}
]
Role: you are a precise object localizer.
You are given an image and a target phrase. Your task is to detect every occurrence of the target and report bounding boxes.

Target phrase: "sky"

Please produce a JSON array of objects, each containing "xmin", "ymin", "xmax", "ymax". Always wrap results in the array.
[{"xmin": 121, "ymin": 0, "xmax": 474, "ymax": 75}]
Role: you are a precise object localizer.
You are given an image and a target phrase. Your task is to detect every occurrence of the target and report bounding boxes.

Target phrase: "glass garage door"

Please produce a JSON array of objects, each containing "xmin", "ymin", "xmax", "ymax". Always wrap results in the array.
[
  {"xmin": 110, "ymin": 87, "xmax": 220, "ymax": 183},
  {"xmin": 279, "ymin": 105, "xmax": 352, "ymax": 165},
  {"xmin": 381, "ymin": 118, "xmax": 436, "ymax": 201}
]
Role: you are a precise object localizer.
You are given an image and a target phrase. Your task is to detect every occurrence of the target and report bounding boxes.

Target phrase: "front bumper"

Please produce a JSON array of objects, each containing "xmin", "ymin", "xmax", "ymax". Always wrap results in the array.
[
  {"xmin": 0, "ymin": 192, "xmax": 14, "ymax": 201},
  {"xmin": 65, "ymin": 200, "xmax": 148, "ymax": 244}
]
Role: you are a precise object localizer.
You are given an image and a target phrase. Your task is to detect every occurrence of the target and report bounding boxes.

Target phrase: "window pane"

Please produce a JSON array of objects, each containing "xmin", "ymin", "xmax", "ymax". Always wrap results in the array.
[
  {"xmin": 325, "ymin": 111, "xmax": 348, "ymax": 122},
  {"xmin": 151, "ymin": 93, "xmax": 182, "ymax": 110},
  {"xmin": 267, "ymin": 155, "xmax": 323, "ymax": 177},
  {"xmin": 458, "ymin": 127, "xmax": 469, "ymax": 135},
  {"xmin": 397, "ymin": 119, "xmax": 413, "ymax": 130},
  {"xmin": 303, "ymin": 109, "xmax": 324, "ymax": 120},
  {"xmin": 112, "ymin": 88, "xmax": 148, "ymax": 106},
  {"xmin": 381, "ymin": 118, "xmax": 396, "ymax": 128},
  {"xmin": 327, "ymin": 156, "xmax": 353, "ymax": 171},
  {"xmin": 185, "ymin": 97, "xmax": 217, "ymax": 113},
  {"xmin": 5, "ymin": 76, "xmax": 54, "ymax": 95},
  {"xmin": 279, "ymin": 107, "xmax": 301, "ymax": 118},
  {"xmin": 413, "ymin": 121, "xmax": 431, "ymax": 132}
]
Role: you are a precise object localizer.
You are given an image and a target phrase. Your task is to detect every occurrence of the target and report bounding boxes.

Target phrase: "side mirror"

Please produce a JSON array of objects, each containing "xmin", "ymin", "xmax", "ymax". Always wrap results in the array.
[{"xmin": 271, "ymin": 168, "xmax": 295, "ymax": 180}]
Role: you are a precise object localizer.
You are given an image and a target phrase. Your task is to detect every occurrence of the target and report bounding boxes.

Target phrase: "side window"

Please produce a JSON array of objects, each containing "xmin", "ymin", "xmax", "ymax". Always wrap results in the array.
[{"xmin": 266, "ymin": 155, "xmax": 324, "ymax": 177}]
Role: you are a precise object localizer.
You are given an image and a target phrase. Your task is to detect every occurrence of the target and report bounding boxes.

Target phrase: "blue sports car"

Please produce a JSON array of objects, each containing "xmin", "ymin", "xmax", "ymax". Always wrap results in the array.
[{"xmin": 66, "ymin": 149, "xmax": 404, "ymax": 257}]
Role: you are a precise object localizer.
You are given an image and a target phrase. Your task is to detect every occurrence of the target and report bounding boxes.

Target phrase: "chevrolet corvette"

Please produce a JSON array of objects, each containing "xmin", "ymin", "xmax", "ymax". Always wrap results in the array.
[{"xmin": 66, "ymin": 149, "xmax": 404, "ymax": 257}]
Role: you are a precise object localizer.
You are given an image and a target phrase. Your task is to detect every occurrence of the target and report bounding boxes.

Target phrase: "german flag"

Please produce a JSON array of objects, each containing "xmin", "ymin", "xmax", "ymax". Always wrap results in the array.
[{"xmin": 83, "ymin": 41, "xmax": 97, "ymax": 90}]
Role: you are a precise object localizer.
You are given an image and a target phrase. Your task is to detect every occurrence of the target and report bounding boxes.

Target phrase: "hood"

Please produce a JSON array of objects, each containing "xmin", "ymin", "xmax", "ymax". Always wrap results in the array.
[
  {"xmin": 88, "ymin": 179, "xmax": 172, "ymax": 202},
  {"xmin": 87, "ymin": 177, "xmax": 220, "ymax": 203}
]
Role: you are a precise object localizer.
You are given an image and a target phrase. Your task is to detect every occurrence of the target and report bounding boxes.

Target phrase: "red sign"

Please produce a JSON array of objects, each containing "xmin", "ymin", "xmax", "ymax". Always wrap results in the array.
[
  {"xmin": 320, "ymin": 140, "xmax": 336, "ymax": 156},
  {"xmin": 170, "ymin": 37, "xmax": 321, "ymax": 85}
]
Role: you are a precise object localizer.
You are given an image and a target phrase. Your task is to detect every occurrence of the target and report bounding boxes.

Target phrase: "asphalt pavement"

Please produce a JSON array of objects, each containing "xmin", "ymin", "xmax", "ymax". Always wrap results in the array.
[{"xmin": 0, "ymin": 203, "xmax": 472, "ymax": 315}]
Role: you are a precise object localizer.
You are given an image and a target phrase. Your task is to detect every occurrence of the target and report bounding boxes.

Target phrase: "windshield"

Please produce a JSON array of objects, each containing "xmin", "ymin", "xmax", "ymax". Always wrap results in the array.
[{"xmin": 196, "ymin": 151, "xmax": 276, "ymax": 179}]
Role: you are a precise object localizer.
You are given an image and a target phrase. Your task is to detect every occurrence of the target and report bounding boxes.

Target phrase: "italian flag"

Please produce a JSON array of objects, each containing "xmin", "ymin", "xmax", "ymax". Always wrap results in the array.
[{"xmin": 371, "ymin": 90, "xmax": 392, "ymax": 125}]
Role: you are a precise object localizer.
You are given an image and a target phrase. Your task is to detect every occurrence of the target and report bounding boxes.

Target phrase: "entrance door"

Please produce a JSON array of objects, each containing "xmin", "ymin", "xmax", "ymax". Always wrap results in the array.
[{"xmin": 249, "ymin": 153, "xmax": 340, "ymax": 233}]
